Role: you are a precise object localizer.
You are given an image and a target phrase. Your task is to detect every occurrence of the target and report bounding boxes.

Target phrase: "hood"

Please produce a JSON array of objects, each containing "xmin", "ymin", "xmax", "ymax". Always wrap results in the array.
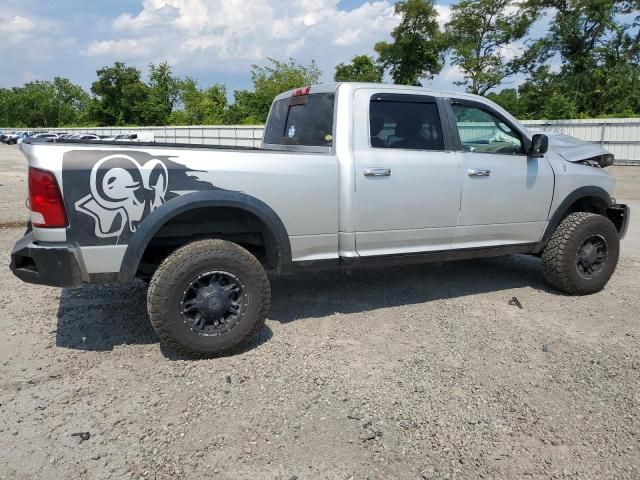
[{"xmin": 544, "ymin": 132, "xmax": 614, "ymax": 167}]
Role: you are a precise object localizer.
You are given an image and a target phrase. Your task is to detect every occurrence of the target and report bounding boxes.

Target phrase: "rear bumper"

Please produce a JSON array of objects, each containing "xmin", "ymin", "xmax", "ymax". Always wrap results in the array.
[{"xmin": 10, "ymin": 232, "xmax": 86, "ymax": 288}]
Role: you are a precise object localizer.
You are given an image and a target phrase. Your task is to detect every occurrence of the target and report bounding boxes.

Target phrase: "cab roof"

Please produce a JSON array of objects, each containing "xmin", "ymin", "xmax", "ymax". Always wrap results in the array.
[{"xmin": 273, "ymin": 82, "xmax": 489, "ymax": 104}]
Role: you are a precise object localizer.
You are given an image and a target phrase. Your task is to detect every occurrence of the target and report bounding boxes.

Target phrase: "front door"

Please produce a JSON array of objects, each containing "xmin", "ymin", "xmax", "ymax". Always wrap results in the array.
[
  {"xmin": 448, "ymin": 100, "xmax": 554, "ymax": 248},
  {"xmin": 353, "ymin": 91, "xmax": 461, "ymax": 256}
]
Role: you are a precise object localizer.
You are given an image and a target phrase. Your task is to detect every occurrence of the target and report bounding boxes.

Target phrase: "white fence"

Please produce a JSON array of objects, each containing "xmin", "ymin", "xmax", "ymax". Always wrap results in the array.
[{"xmin": 3, "ymin": 118, "xmax": 640, "ymax": 164}]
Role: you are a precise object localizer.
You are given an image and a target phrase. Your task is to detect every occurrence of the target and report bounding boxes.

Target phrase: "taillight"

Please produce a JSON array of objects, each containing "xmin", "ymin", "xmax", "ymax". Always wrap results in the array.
[
  {"xmin": 293, "ymin": 86, "xmax": 311, "ymax": 96},
  {"xmin": 28, "ymin": 167, "xmax": 67, "ymax": 228}
]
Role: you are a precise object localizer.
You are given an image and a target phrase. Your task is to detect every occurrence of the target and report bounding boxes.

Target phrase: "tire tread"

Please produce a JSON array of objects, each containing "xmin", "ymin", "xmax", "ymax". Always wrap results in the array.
[
  {"xmin": 542, "ymin": 212, "xmax": 618, "ymax": 295},
  {"xmin": 147, "ymin": 239, "xmax": 270, "ymax": 358}
]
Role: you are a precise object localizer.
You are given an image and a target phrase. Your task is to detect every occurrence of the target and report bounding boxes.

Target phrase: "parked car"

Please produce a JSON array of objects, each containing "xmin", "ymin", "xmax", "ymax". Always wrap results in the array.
[
  {"xmin": 17, "ymin": 132, "xmax": 39, "ymax": 145},
  {"xmin": 102, "ymin": 132, "xmax": 155, "ymax": 142},
  {"xmin": 30, "ymin": 133, "xmax": 59, "ymax": 141},
  {"xmin": 4, "ymin": 131, "xmax": 34, "ymax": 145},
  {"xmin": 11, "ymin": 82, "xmax": 630, "ymax": 358}
]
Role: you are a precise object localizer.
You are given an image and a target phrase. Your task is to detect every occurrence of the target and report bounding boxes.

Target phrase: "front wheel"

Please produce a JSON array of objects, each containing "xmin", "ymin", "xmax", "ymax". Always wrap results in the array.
[
  {"xmin": 147, "ymin": 239, "xmax": 271, "ymax": 358},
  {"xmin": 542, "ymin": 212, "xmax": 620, "ymax": 295}
]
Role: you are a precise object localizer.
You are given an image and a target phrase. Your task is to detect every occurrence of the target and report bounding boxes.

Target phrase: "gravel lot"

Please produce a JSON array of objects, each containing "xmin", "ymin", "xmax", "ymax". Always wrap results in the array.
[{"xmin": 0, "ymin": 144, "xmax": 639, "ymax": 480}]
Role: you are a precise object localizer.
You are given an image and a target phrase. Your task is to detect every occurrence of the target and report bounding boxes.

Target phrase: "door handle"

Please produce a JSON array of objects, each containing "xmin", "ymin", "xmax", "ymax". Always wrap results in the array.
[
  {"xmin": 363, "ymin": 168, "xmax": 392, "ymax": 177},
  {"xmin": 467, "ymin": 169, "xmax": 491, "ymax": 177}
]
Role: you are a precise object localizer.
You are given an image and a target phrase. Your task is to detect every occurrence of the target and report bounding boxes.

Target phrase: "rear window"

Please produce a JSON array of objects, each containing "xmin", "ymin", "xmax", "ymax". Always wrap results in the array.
[{"xmin": 264, "ymin": 93, "xmax": 335, "ymax": 147}]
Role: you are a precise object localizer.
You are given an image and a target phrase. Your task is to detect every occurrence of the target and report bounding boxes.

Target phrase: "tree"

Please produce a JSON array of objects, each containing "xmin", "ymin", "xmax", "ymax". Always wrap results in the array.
[
  {"xmin": 374, "ymin": 0, "xmax": 446, "ymax": 85},
  {"xmin": 486, "ymin": 88, "xmax": 521, "ymax": 116},
  {"xmin": 334, "ymin": 55, "xmax": 383, "ymax": 82},
  {"xmin": 169, "ymin": 78, "xmax": 227, "ymax": 125},
  {"xmin": 226, "ymin": 58, "xmax": 321, "ymax": 124},
  {"xmin": 141, "ymin": 62, "xmax": 181, "ymax": 125},
  {"xmin": 0, "ymin": 79, "xmax": 90, "ymax": 127},
  {"xmin": 0, "ymin": 88, "xmax": 11, "ymax": 126},
  {"xmin": 52, "ymin": 77, "xmax": 91, "ymax": 126},
  {"xmin": 510, "ymin": 0, "xmax": 640, "ymax": 118},
  {"xmin": 90, "ymin": 62, "xmax": 149, "ymax": 126},
  {"xmin": 13, "ymin": 82, "xmax": 58, "ymax": 127},
  {"xmin": 538, "ymin": 0, "xmax": 623, "ymax": 75},
  {"xmin": 445, "ymin": 0, "xmax": 536, "ymax": 95}
]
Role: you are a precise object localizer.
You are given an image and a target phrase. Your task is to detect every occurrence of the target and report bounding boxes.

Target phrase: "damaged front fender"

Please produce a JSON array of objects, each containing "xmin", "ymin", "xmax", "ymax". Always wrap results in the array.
[{"xmin": 544, "ymin": 132, "xmax": 614, "ymax": 167}]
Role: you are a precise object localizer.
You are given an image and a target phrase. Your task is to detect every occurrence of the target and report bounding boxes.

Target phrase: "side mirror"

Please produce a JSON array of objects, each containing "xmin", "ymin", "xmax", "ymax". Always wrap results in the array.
[{"xmin": 530, "ymin": 134, "xmax": 548, "ymax": 157}]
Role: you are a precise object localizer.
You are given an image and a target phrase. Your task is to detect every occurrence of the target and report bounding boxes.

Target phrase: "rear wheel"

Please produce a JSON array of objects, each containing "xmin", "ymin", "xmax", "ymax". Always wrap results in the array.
[
  {"xmin": 147, "ymin": 239, "xmax": 270, "ymax": 358},
  {"xmin": 542, "ymin": 212, "xmax": 620, "ymax": 295}
]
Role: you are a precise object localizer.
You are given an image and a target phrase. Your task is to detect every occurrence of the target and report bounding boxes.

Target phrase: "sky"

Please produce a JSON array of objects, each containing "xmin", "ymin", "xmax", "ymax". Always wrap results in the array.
[{"xmin": 0, "ymin": 0, "xmax": 539, "ymax": 95}]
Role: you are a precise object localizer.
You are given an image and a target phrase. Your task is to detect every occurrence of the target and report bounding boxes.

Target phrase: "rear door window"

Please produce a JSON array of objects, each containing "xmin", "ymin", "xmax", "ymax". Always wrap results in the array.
[
  {"xmin": 369, "ymin": 94, "xmax": 444, "ymax": 151},
  {"xmin": 264, "ymin": 93, "xmax": 335, "ymax": 147}
]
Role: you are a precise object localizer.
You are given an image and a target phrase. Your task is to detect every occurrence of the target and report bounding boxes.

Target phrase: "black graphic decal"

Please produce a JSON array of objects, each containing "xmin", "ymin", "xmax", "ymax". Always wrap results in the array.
[{"xmin": 62, "ymin": 150, "xmax": 222, "ymax": 245}]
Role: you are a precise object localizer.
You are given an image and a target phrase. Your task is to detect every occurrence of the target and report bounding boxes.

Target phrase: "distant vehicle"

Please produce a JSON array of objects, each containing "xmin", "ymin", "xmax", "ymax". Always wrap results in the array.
[
  {"xmin": 30, "ymin": 133, "xmax": 59, "ymax": 140},
  {"xmin": 5, "ymin": 131, "xmax": 34, "ymax": 145},
  {"xmin": 102, "ymin": 132, "xmax": 155, "ymax": 142},
  {"xmin": 77, "ymin": 134, "xmax": 100, "ymax": 140},
  {"xmin": 17, "ymin": 133, "xmax": 35, "ymax": 145}
]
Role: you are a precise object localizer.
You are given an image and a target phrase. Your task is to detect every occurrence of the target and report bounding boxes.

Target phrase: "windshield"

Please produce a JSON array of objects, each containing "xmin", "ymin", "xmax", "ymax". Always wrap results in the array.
[{"xmin": 264, "ymin": 93, "xmax": 334, "ymax": 147}]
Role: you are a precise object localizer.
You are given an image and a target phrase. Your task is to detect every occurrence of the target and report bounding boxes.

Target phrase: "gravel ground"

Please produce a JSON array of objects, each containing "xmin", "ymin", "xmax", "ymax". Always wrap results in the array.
[{"xmin": 0, "ymin": 144, "xmax": 639, "ymax": 479}]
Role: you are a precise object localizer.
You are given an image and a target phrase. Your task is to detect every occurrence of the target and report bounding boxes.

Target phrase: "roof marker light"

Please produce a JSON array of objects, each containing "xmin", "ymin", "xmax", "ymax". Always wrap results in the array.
[{"xmin": 293, "ymin": 86, "xmax": 311, "ymax": 97}]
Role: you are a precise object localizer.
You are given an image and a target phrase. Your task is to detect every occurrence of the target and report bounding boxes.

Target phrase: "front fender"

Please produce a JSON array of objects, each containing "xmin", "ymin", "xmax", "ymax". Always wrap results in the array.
[{"xmin": 534, "ymin": 186, "xmax": 613, "ymax": 253}]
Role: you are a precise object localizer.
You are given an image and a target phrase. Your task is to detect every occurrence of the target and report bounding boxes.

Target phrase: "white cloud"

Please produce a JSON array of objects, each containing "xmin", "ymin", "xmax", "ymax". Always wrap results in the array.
[
  {"xmin": 434, "ymin": 4, "xmax": 451, "ymax": 28},
  {"xmin": 441, "ymin": 64, "xmax": 464, "ymax": 82},
  {"xmin": 0, "ymin": 15, "xmax": 35, "ymax": 35},
  {"xmin": 500, "ymin": 42, "xmax": 525, "ymax": 61},
  {"xmin": 0, "ymin": 13, "xmax": 37, "ymax": 45},
  {"xmin": 0, "ymin": 11, "xmax": 71, "ymax": 63},
  {"xmin": 85, "ymin": 38, "xmax": 157, "ymax": 58},
  {"xmin": 84, "ymin": 0, "xmax": 400, "ymax": 77}
]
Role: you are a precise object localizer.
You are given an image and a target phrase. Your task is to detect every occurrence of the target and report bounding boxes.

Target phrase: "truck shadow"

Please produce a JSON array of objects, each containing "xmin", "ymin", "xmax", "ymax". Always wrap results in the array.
[
  {"xmin": 55, "ymin": 280, "xmax": 273, "ymax": 355},
  {"xmin": 55, "ymin": 280, "xmax": 156, "ymax": 352},
  {"xmin": 268, "ymin": 254, "xmax": 552, "ymax": 323},
  {"xmin": 55, "ymin": 254, "xmax": 552, "ymax": 354}
]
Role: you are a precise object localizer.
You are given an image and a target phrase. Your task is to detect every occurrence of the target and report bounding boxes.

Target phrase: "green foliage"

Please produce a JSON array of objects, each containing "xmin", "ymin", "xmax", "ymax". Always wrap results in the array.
[
  {"xmin": 0, "ymin": 78, "xmax": 90, "ymax": 128},
  {"xmin": 168, "ymin": 78, "xmax": 227, "ymax": 125},
  {"xmin": 334, "ymin": 55, "xmax": 383, "ymax": 82},
  {"xmin": 141, "ymin": 62, "xmax": 181, "ymax": 125},
  {"xmin": 486, "ymin": 89, "xmax": 521, "ymax": 115},
  {"xmin": 537, "ymin": 0, "xmax": 624, "ymax": 75},
  {"xmin": 0, "ymin": 57, "xmax": 323, "ymax": 128},
  {"xmin": 226, "ymin": 58, "xmax": 322, "ymax": 124},
  {"xmin": 446, "ymin": 0, "xmax": 535, "ymax": 95},
  {"xmin": 374, "ymin": 0, "xmax": 446, "ymax": 85},
  {"xmin": 488, "ymin": 0, "xmax": 640, "ymax": 119},
  {"xmin": 90, "ymin": 62, "xmax": 149, "ymax": 126}
]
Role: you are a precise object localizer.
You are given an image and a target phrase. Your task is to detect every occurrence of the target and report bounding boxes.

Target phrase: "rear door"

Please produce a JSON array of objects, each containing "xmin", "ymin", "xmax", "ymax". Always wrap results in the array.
[
  {"xmin": 446, "ymin": 99, "xmax": 554, "ymax": 248},
  {"xmin": 353, "ymin": 90, "xmax": 461, "ymax": 256}
]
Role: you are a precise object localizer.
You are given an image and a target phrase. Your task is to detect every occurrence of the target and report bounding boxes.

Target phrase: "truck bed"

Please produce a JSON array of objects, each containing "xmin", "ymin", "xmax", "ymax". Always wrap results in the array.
[{"xmin": 24, "ymin": 137, "xmax": 262, "ymax": 151}]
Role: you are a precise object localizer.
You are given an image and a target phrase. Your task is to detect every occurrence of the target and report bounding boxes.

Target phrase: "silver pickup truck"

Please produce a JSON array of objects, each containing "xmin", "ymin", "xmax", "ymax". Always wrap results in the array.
[{"xmin": 11, "ymin": 82, "xmax": 630, "ymax": 357}]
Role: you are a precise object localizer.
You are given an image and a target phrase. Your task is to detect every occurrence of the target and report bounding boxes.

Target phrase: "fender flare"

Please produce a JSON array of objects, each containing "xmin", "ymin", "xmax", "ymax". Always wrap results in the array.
[
  {"xmin": 118, "ymin": 190, "xmax": 292, "ymax": 281},
  {"xmin": 534, "ymin": 186, "xmax": 613, "ymax": 253}
]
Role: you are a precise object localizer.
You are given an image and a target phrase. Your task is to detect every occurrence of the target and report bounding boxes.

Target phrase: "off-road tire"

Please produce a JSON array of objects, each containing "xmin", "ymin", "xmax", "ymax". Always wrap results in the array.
[
  {"xmin": 542, "ymin": 212, "xmax": 619, "ymax": 295},
  {"xmin": 147, "ymin": 239, "xmax": 270, "ymax": 358}
]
